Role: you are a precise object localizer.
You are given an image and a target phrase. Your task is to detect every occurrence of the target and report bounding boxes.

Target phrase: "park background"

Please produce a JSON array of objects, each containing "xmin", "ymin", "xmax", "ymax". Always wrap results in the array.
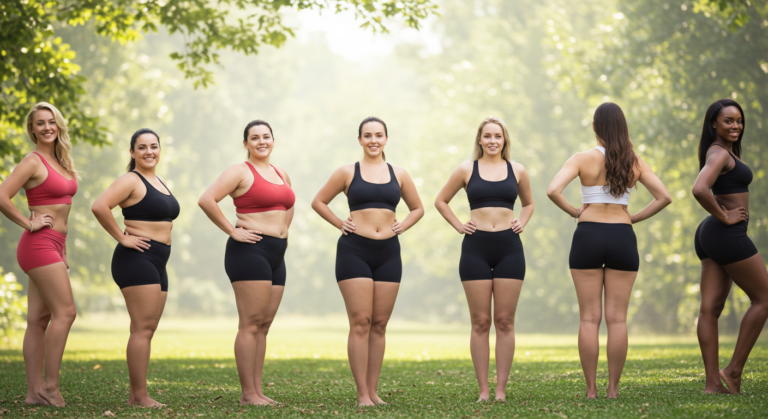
[{"xmin": 1, "ymin": 0, "xmax": 768, "ymax": 417}]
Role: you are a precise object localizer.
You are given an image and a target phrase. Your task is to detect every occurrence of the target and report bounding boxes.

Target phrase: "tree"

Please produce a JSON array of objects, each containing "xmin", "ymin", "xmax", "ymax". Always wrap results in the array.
[{"xmin": 0, "ymin": 0, "xmax": 438, "ymax": 174}]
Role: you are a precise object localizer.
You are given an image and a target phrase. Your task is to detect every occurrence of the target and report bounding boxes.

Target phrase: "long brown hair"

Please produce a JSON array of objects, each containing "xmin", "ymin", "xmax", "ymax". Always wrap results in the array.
[
  {"xmin": 25, "ymin": 102, "xmax": 80, "ymax": 179},
  {"xmin": 593, "ymin": 103, "xmax": 637, "ymax": 198},
  {"xmin": 697, "ymin": 99, "xmax": 744, "ymax": 170}
]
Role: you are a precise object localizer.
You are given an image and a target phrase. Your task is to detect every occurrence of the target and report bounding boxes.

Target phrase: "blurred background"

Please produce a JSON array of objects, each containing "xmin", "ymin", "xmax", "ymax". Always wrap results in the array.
[{"xmin": 2, "ymin": 0, "xmax": 767, "ymax": 337}]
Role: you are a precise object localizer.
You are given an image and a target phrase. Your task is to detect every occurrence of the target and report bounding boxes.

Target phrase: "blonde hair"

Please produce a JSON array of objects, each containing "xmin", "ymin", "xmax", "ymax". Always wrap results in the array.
[
  {"xmin": 471, "ymin": 116, "xmax": 511, "ymax": 161},
  {"xmin": 26, "ymin": 102, "xmax": 79, "ymax": 179}
]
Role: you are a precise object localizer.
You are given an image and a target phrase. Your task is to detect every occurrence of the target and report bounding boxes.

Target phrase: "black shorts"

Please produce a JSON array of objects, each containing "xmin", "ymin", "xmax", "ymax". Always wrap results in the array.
[
  {"xmin": 695, "ymin": 216, "xmax": 757, "ymax": 266},
  {"xmin": 336, "ymin": 233, "xmax": 401, "ymax": 283},
  {"xmin": 459, "ymin": 229, "xmax": 525, "ymax": 281},
  {"xmin": 112, "ymin": 240, "xmax": 171, "ymax": 291},
  {"xmin": 225, "ymin": 234, "xmax": 287, "ymax": 286},
  {"xmin": 569, "ymin": 222, "xmax": 639, "ymax": 272}
]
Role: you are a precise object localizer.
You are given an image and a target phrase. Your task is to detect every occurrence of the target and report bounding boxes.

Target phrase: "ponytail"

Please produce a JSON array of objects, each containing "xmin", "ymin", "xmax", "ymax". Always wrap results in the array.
[{"xmin": 127, "ymin": 128, "xmax": 160, "ymax": 171}]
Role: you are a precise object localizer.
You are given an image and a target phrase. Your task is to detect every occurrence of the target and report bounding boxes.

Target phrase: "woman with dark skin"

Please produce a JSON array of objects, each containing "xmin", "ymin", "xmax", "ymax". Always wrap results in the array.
[
  {"xmin": 92, "ymin": 129, "xmax": 179, "ymax": 407},
  {"xmin": 0, "ymin": 103, "xmax": 79, "ymax": 407},
  {"xmin": 312, "ymin": 117, "xmax": 424, "ymax": 406},
  {"xmin": 692, "ymin": 99, "xmax": 768, "ymax": 395}
]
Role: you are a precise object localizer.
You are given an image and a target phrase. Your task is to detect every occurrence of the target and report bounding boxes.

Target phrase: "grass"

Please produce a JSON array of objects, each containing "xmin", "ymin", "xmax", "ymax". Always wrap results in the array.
[{"xmin": 1, "ymin": 316, "xmax": 767, "ymax": 418}]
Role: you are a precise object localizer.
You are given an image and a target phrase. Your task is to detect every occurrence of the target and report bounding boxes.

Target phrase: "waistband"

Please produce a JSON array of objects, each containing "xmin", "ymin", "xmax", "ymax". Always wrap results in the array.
[
  {"xmin": 703, "ymin": 214, "xmax": 749, "ymax": 228},
  {"xmin": 23, "ymin": 227, "xmax": 67, "ymax": 242},
  {"xmin": 340, "ymin": 232, "xmax": 399, "ymax": 246},
  {"xmin": 576, "ymin": 221, "xmax": 633, "ymax": 231}
]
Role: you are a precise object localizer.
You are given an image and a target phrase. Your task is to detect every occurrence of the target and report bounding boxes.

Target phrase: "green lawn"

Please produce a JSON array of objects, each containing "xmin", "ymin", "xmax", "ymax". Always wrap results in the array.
[{"xmin": 1, "ymin": 316, "xmax": 767, "ymax": 418}]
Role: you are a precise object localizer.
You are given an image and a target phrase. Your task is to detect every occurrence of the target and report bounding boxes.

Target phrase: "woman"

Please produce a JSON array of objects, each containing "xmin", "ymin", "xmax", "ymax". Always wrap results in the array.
[
  {"xmin": 0, "ymin": 103, "xmax": 79, "ymax": 407},
  {"xmin": 547, "ymin": 103, "xmax": 671, "ymax": 399},
  {"xmin": 692, "ymin": 99, "xmax": 768, "ymax": 395},
  {"xmin": 198, "ymin": 120, "xmax": 294, "ymax": 405},
  {"xmin": 92, "ymin": 129, "xmax": 179, "ymax": 407},
  {"xmin": 434, "ymin": 117, "xmax": 534, "ymax": 402},
  {"xmin": 312, "ymin": 117, "xmax": 424, "ymax": 406}
]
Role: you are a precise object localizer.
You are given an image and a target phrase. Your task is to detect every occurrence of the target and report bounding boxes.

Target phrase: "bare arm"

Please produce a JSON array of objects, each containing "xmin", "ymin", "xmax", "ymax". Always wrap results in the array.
[
  {"xmin": 434, "ymin": 163, "xmax": 473, "ymax": 233},
  {"xmin": 512, "ymin": 163, "xmax": 535, "ymax": 233},
  {"xmin": 91, "ymin": 174, "xmax": 151, "ymax": 251},
  {"xmin": 628, "ymin": 158, "xmax": 672, "ymax": 223},
  {"xmin": 392, "ymin": 167, "xmax": 424, "ymax": 234},
  {"xmin": 692, "ymin": 148, "xmax": 747, "ymax": 224},
  {"xmin": 198, "ymin": 164, "xmax": 261, "ymax": 243},
  {"xmin": 311, "ymin": 165, "xmax": 353, "ymax": 233},
  {"xmin": 0, "ymin": 155, "xmax": 54, "ymax": 231},
  {"xmin": 547, "ymin": 155, "xmax": 583, "ymax": 218}
]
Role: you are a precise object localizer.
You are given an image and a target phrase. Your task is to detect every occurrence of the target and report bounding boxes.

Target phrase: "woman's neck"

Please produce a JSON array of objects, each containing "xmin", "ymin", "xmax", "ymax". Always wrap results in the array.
[
  {"xmin": 478, "ymin": 154, "xmax": 505, "ymax": 164},
  {"xmin": 34, "ymin": 143, "xmax": 57, "ymax": 159},
  {"xmin": 362, "ymin": 154, "xmax": 385, "ymax": 165},
  {"xmin": 134, "ymin": 166, "xmax": 157, "ymax": 178},
  {"xmin": 713, "ymin": 138, "xmax": 734, "ymax": 152},
  {"xmin": 248, "ymin": 155, "xmax": 271, "ymax": 169}
]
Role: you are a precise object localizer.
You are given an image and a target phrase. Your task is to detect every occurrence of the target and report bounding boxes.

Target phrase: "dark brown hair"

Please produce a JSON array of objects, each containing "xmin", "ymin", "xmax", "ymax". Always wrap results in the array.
[
  {"xmin": 243, "ymin": 120, "xmax": 274, "ymax": 158},
  {"xmin": 697, "ymin": 99, "xmax": 744, "ymax": 170},
  {"xmin": 127, "ymin": 128, "xmax": 160, "ymax": 172},
  {"xmin": 593, "ymin": 103, "xmax": 638, "ymax": 198},
  {"xmin": 358, "ymin": 116, "xmax": 387, "ymax": 161}
]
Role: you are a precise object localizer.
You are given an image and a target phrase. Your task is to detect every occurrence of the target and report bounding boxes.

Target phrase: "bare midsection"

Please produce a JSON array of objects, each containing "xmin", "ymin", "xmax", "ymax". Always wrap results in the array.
[
  {"xmin": 29, "ymin": 204, "xmax": 71, "ymax": 234},
  {"xmin": 715, "ymin": 193, "xmax": 749, "ymax": 214},
  {"xmin": 125, "ymin": 220, "xmax": 174, "ymax": 245},
  {"xmin": 470, "ymin": 207, "xmax": 515, "ymax": 231},
  {"xmin": 579, "ymin": 203, "xmax": 631, "ymax": 224},
  {"xmin": 236, "ymin": 211, "xmax": 290, "ymax": 238},
  {"xmin": 350, "ymin": 209, "xmax": 396, "ymax": 240}
]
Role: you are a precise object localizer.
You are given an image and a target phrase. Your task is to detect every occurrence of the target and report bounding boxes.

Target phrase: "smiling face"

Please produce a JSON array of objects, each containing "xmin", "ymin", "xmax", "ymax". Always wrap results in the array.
[
  {"xmin": 478, "ymin": 123, "xmax": 504, "ymax": 157},
  {"xmin": 31, "ymin": 109, "xmax": 59, "ymax": 146},
  {"xmin": 358, "ymin": 121, "xmax": 388, "ymax": 158},
  {"xmin": 130, "ymin": 133, "xmax": 161, "ymax": 170},
  {"xmin": 712, "ymin": 106, "xmax": 743, "ymax": 144},
  {"xmin": 244, "ymin": 124, "xmax": 274, "ymax": 160}
]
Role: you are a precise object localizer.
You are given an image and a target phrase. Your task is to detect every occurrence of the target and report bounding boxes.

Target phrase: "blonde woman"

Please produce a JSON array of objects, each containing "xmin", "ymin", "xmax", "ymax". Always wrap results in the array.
[
  {"xmin": 435, "ymin": 117, "xmax": 534, "ymax": 402},
  {"xmin": 0, "ymin": 103, "xmax": 79, "ymax": 406}
]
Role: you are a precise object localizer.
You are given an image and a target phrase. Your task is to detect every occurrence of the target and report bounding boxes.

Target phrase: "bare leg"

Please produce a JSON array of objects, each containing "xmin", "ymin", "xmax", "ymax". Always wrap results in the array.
[
  {"xmin": 254, "ymin": 285, "xmax": 285, "ymax": 404},
  {"xmin": 492, "ymin": 278, "xmax": 523, "ymax": 401},
  {"xmin": 603, "ymin": 268, "xmax": 637, "ymax": 398},
  {"xmin": 367, "ymin": 281, "xmax": 400, "ymax": 404},
  {"xmin": 571, "ymin": 268, "xmax": 604, "ymax": 399},
  {"xmin": 696, "ymin": 258, "xmax": 732, "ymax": 394},
  {"xmin": 719, "ymin": 253, "xmax": 768, "ymax": 394},
  {"xmin": 338, "ymin": 278, "xmax": 375, "ymax": 406},
  {"xmin": 26, "ymin": 263, "xmax": 76, "ymax": 407},
  {"xmin": 232, "ymin": 281, "xmax": 273, "ymax": 405},
  {"xmin": 123, "ymin": 285, "xmax": 166, "ymax": 407},
  {"xmin": 23, "ymin": 279, "xmax": 51, "ymax": 405},
  {"xmin": 462, "ymin": 280, "xmax": 493, "ymax": 402}
]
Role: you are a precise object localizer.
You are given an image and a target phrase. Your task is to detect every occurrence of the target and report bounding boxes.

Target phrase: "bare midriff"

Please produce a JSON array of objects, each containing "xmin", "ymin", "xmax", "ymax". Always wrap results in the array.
[
  {"xmin": 578, "ymin": 203, "xmax": 631, "ymax": 224},
  {"xmin": 470, "ymin": 207, "xmax": 516, "ymax": 232},
  {"xmin": 350, "ymin": 208, "xmax": 396, "ymax": 240},
  {"xmin": 29, "ymin": 204, "xmax": 71, "ymax": 234},
  {"xmin": 125, "ymin": 220, "xmax": 174, "ymax": 245},
  {"xmin": 714, "ymin": 192, "xmax": 749, "ymax": 216},
  {"xmin": 235, "ymin": 210, "xmax": 290, "ymax": 239}
]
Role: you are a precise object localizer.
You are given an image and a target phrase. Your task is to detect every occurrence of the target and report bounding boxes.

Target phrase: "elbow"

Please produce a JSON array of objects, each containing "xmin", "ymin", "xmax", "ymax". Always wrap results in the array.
[
  {"xmin": 197, "ymin": 196, "xmax": 207, "ymax": 209},
  {"xmin": 661, "ymin": 193, "xmax": 673, "ymax": 207},
  {"xmin": 310, "ymin": 198, "xmax": 322, "ymax": 213},
  {"xmin": 546, "ymin": 187, "xmax": 558, "ymax": 201},
  {"xmin": 691, "ymin": 186, "xmax": 707, "ymax": 201}
]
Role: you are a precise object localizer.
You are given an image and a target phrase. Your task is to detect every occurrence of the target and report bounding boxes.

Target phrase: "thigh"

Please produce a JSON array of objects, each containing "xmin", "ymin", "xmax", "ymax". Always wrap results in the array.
[
  {"xmin": 26, "ymin": 278, "xmax": 51, "ymax": 322},
  {"xmin": 232, "ymin": 281, "xmax": 274, "ymax": 323},
  {"xmin": 699, "ymin": 258, "xmax": 732, "ymax": 311},
  {"xmin": 493, "ymin": 241, "xmax": 526, "ymax": 281},
  {"xmin": 459, "ymin": 236, "xmax": 493, "ymax": 281},
  {"xmin": 492, "ymin": 278, "xmax": 523, "ymax": 319},
  {"xmin": 372, "ymin": 248, "xmax": 402, "ymax": 283},
  {"xmin": 371, "ymin": 281, "xmax": 400, "ymax": 324},
  {"xmin": 26, "ymin": 262, "xmax": 74, "ymax": 313},
  {"xmin": 263, "ymin": 286, "xmax": 286, "ymax": 323},
  {"xmin": 225, "ymin": 239, "xmax": 274, "ymax": 282},
  {"xmin": 603, "ymin": 268, "xmax": 637, "ymax": 322},
  {"xmin": 122, "ymin": 285, "xmax": 165, "ymax": 325},
  {"xmin": 570, "ymin": 269, "xmax": 605, "ymax": 320},
  {"xmin": 336, "ymin": 239, "xmax": 373, "ymax": 282},
  {"xmin": 462, "ymin": 280, "xmax": 493, "ymax": 320},
  {"xmin": 722, "ymin": 253, "xmax": 768, "ymax": 304},
  {"xmin": 338, "ymin": 278, "xmax": 375, "ymax": 320}
]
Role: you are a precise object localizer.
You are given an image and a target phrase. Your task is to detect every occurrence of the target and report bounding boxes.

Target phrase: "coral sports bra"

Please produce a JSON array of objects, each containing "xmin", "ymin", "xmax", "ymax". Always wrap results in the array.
[
  {"xmin": 233, "ymin": 162, "xmax": 295, "ymax": 213},
  {"xmin": 122, "ymin": 172, "xmax": 180, "ymax": 222},
  {"xmin": 580, "ymin": 146, "xmax": 631, "ymax": 205},
  {"xmin": 25, "ymin": 152, "xmax": 78, "ymax": 206},
  {"xmin": 347, "ymin": 162, "xmax": 401, "ymax": 212}
]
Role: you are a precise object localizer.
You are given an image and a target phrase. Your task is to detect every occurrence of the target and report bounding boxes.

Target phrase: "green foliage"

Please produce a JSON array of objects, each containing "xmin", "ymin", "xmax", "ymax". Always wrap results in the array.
[{"xmin": 0, "ymin": 268, "xmax": 25, "ymax": 342}]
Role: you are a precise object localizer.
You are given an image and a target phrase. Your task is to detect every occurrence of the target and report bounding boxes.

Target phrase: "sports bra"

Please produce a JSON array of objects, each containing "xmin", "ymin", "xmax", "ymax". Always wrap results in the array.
[
  {"xmin": 122, "ymin": 172, "xmax": 180, "ymax": 222},
  {"xmin": 466, "ymin": 160, "xmax": 517, "ymax": 210},
  {"xmin": 347, "ymin": 162, "xmax": 401, "ymax": 212},
  {"xmin": 25, "ymin": 152, "xmax": 78, "ymax": 206},
  {"xmin": 233, "ymin": 162, "xmax": 295, "ymax": 213},
  {"xmin": 709, "ymin": 144, "xmax": 752, "ymax": 195},
  {"xmin": 580, "ymin": 146, "xmax": 631, "ymax": 205}
]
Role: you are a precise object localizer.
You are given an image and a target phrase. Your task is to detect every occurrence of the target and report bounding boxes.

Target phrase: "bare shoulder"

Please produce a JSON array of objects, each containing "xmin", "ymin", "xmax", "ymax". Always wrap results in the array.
[
  {"xmin": 510, "ymin": 161, "xmax": 527, "ymax": 173},
  {"xmin": 18, "ymin": 152, "xmax": 43, "ymax": 169},
  {"xmin": 456, "ymin": 160, "xmax": 473, "ymax": 174},
  {"xmin": 389, "ymin": 164, "xmax": 411, "ymax": 178}
]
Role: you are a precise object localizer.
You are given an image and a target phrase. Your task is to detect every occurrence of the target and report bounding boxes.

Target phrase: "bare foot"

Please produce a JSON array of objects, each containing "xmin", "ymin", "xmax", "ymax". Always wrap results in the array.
[
  {"xmin": 702, "ymin": 385, "xmax": 731, "ymax": 394},
  {"xmin": 476, "ymin": 396, "xmax": 490, "ymax": 402},
  {"xmin": 256, "ymin": 393, "xmax": 277, "ymax": 405},
  {"xmin": 39, "ymin": 388, "xmax": 65, "ymax": 407},
  {"xmin": 495, "ymin": 389, "xmax": 506, "ymax": 402},
  {"xmin": 371, "ymin": 396, "xmax": 387, "ymax": 405},
  {"xmin": 606, "ymin": 391, "xmax": 618, "ymax": 399},
  {"xmin": 128, "ymin": 396, "xmax": 166, "ymax": 408},
  {"xmin": 240, "ymin": 394, "xmax": 270, "ymax": 406},
  {"xmin": 357, "ymin": 397, "xmax": 375, "ymax": 407},
  {"xmin": 25, "ymin": 393, "xmax": 50, "ymax": 406},
  {"xmin": 720, "ymin": 368, "xmax": 742, "ymax": 394},
  {"xmin": 585, "ymin": 388, "xmax": 597, "ymax": 400}
]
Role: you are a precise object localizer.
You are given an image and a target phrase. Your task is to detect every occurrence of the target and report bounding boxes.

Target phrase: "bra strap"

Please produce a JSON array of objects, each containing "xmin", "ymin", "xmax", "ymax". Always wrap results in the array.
[
  {"xmin": 270, "ymin": 164, "xmax": 286, "ymax": 184},
  {"xmin": 386, "ymin": 163, "xmax": 397, "ymax": 184},
  {"xmin": 710, "ymin": 143, "xmax": 736, "ymax": 157}
]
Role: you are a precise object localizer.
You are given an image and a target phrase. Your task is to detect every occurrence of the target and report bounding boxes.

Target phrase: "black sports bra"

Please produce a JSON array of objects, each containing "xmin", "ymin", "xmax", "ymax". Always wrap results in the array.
[
  {"xmin": 122, "ymin": 172, "xmax": 180, "ymax": 222},
  {"xmin": 466, "ymin": 160, "xmax": 517, "ymax": 210},
  {"xmin": 710, "ymin": 144, "xmax": 752, "ymax": 195},
  {"xmin": 347, "ymin": 162, "xmax": 401, "ymax": 212}
]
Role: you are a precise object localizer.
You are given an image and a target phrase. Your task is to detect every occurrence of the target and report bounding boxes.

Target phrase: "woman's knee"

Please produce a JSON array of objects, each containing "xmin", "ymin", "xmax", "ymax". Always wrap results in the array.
[
  {"xmin": 370, "ymin": 317, "xmax": 389, "ymax": 336},
  {"xmin": 699, "ymin": 301, "xmax": 726, "ymax": 318},
  {"xmin": 494, "ymin": 315, "xmax": 515, "ymax": 334},
  {"xmin": 239, "ymin": 314, "xmax": 266, "ymax": 335},
  {"xmin": 53, "ymin": 304, "xmax": 77, "ymax": 325},
  {"xmin": 580, "ymin": 309, "xmax": 602, "ymax": 326},
  {"xmin": 349, "ymin": 314, "xmax": 372, "ymax": 336},
  {"xmin": 471, "ymin": 316, "xmax": 492, "ymax": 335}
]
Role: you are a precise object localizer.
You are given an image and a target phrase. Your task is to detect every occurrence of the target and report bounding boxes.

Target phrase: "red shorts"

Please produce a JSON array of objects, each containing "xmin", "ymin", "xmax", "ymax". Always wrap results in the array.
[{"xmin": 17, "ymin": 228, "xmax": 67, "ymax": 272}]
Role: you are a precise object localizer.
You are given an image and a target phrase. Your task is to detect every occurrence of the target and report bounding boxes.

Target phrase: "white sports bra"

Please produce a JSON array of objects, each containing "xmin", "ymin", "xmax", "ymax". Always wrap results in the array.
[{"xmin": 580, "ymin": 146, "xmax": 631, "ymax": 205}]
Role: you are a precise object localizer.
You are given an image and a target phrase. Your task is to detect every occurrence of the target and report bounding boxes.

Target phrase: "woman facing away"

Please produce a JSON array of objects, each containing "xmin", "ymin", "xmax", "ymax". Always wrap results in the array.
[
  {"xmin": 198, "ymin": 120, "xmax": 294, "ymax": 405},
  {"xmin": 547, "ymin": 103, "xmax": 671, "ymax": 399},
  {"xmin": 434, "ymin": 117, "xmax": 534, "ymax": 402},
  {"xmin": 92, "ymin": 129, "xmax": 180, "ymax": 407},
  {"xmin": 311, "ymin": 117, "xmax": 424, "ymax": 406},
  {"xmin": 692, "ymin": 99, "xmax": 768, "ymax": 395},
  {"xmin": 0, "ymin": 103, "xmax": 79, "ymax": 406}
]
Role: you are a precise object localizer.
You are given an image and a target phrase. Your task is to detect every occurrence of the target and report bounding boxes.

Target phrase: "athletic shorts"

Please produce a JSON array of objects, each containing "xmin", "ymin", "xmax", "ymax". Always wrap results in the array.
[
  {"xmin": 17, "ymin": 228, "xmax": 67, "ymax": 272},
  {"xmin": 335, "ymin": 233, "xmax": 401, "ymax": 283},
  {"xmin": 459, "ymin": 229, "xmax": 525, "ymax": 281},
  {"xmin": 225, "ymin": 233, "xmax": 287, "ymax": 286},
  {"xmin": 112, "ymin": 240, "xmax": 171, "ymax": 291},
  {"xmin": 695, "ymin": 215, "xmax": 758, "ymax": 266},
  {"xmin": 569, "ymin": 222, "xmax": 639, "ymax": 271}
]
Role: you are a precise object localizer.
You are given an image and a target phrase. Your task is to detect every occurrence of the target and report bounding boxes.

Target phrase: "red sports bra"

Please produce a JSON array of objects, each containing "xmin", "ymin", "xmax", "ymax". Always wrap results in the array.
[
  {"xmin": 233, "ymin": 162, "xmax": 295, "ymax": 213},
  {"xmin": 25, "ymin": 152, "xmax": 78, "ymax": 206}
]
